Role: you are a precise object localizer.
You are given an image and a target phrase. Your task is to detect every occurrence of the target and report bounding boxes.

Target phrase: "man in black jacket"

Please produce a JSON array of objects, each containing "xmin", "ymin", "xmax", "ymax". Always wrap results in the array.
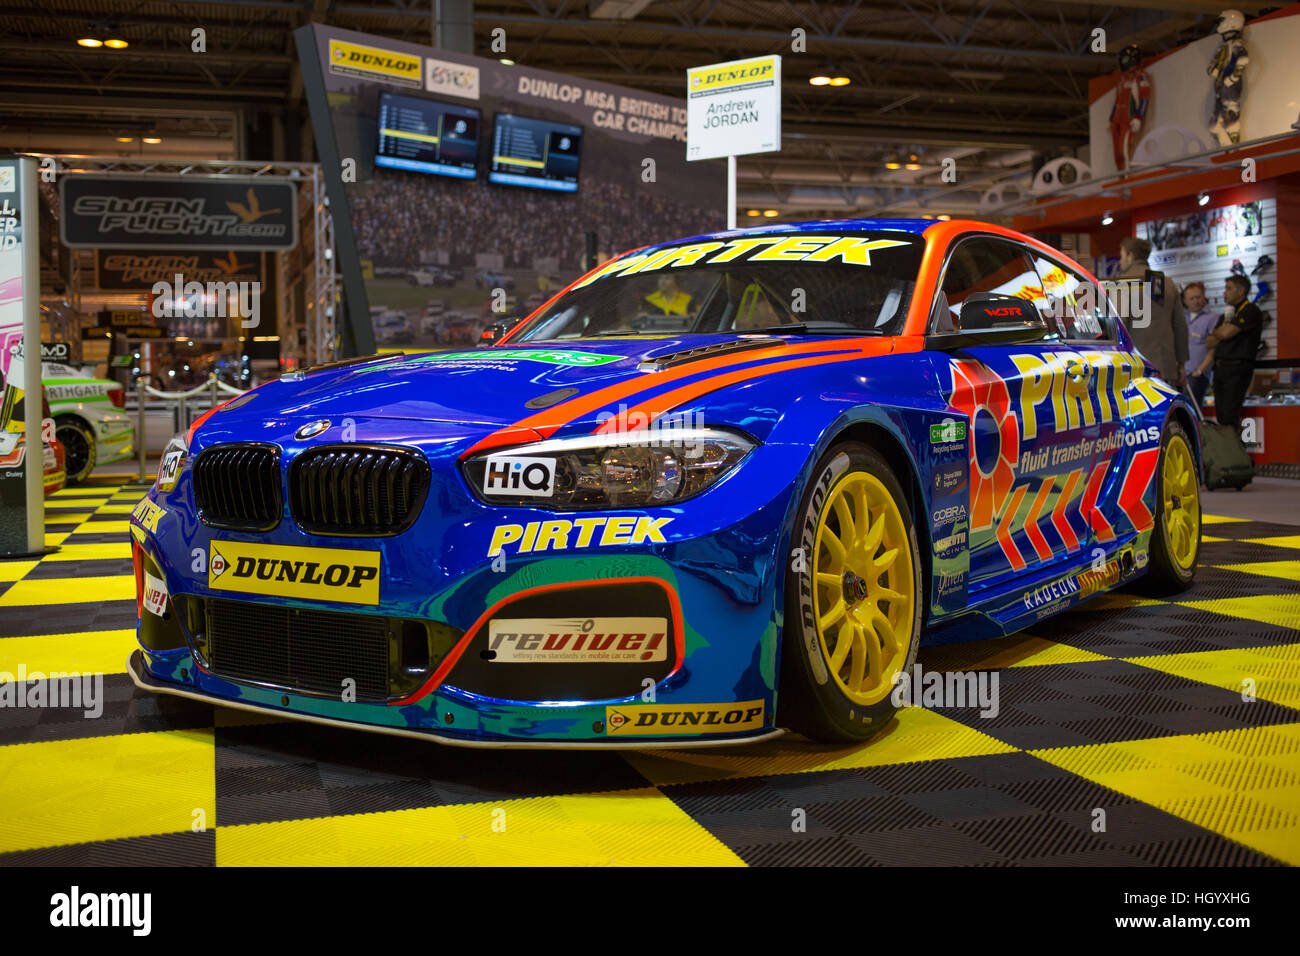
[{"xmin": 1193, "ymin": 274, "xmax": 1262, "ymax": 427}]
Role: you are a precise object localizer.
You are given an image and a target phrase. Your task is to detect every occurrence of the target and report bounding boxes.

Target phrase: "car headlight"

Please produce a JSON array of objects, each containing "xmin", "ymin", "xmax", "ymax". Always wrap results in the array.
[
  {"xmin": 463, "ymin": 428, "xmax": 756, "ymax": 509},
  {"xmin": 155, "ymin": 434, "xmax": 189, "ymax": 492}
]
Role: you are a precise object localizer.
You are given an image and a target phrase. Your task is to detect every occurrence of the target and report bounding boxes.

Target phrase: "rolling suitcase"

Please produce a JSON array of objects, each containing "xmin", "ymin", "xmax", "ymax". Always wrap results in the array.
[{"xmin": 1183, "ymin": 384, "xmax": 1253, "ymax": 490}]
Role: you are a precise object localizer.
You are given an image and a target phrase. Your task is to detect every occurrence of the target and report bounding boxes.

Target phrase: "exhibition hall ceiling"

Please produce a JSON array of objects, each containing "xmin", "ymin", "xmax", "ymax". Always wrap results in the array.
[{"xmin": 0, "ymin": 0, "xmax": 1278, "ymax": 217}]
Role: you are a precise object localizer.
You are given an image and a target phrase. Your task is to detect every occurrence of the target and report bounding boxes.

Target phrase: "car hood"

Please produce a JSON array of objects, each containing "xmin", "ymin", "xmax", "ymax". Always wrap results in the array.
[{"xmin": 205, "ymin": 333, "xmax": 893, "ymax": 449}]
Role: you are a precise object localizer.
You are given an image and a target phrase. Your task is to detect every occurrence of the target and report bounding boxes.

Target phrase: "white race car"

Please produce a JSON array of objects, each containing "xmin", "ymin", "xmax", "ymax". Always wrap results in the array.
[{"xmin": 41, "ymin": 362, "xmax": 134, "ymax": 484}]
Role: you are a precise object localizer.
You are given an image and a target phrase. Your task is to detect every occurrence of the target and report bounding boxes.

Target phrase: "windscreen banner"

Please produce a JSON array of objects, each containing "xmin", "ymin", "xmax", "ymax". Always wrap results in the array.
[
  {"xmin": 0, "ymin": 156, "xmax": 45, "ymax": 557},
  {"xmin": 296, "ymin": 24, "xmax": 724, "ymax": 353}
]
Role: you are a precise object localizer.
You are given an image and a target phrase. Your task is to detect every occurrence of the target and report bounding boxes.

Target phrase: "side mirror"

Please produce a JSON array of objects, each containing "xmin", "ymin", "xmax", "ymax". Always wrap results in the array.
[{"xmin": 477, "ymin": 322, "xmax": 508, "ymax": 347}]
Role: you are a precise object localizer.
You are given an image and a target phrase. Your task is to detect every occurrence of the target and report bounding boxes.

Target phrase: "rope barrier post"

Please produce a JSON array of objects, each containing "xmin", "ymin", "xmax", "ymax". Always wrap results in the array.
[{"xmin": 136, "ymin": 377, "xmax": 147, "ymax": 482}]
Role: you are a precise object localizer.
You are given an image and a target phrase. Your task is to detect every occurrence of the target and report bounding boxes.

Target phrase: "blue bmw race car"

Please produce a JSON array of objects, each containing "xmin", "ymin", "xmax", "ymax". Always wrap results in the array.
[{"xmin": 129, "ymin": 218, "xmax": 1202, "ymax": 747}]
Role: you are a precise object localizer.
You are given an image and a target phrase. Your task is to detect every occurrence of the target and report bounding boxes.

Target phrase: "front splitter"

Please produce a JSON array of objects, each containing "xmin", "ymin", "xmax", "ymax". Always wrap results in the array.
[{"xmin": 126, "ymin": 649, "xmax": 785, "ymax": 751}]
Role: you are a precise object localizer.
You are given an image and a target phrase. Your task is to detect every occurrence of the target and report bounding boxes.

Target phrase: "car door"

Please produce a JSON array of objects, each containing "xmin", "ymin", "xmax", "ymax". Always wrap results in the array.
[
  {"xmin": 1028, "ymin": 251, "xmax": 1165, "ymax": 553},
  {"xmin": 927, "ymin": 234, "xmax": 1087, "ymax": 592}
]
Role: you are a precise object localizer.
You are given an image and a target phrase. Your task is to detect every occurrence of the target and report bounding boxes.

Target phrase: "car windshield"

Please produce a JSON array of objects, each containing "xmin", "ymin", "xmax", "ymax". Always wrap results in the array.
[{"xmin": 512, "ymin": 231, "xmax": 925, "ymax": 341}]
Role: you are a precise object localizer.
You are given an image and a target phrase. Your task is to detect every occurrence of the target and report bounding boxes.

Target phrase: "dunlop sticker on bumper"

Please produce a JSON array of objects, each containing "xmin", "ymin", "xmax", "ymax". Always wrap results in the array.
[
  {"xmin": 605, "ymin": 700, "xmax": 764, "ymax": 736},
  {"xmin": 209, "ymin": 541, "xmax": 381, "ymax": 605}
]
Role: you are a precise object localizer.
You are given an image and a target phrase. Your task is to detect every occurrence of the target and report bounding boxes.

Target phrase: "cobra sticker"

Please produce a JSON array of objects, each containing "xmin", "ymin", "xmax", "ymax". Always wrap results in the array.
[
  {"xmin": 572, "ymin": 235, "xmax": 915, "ymax": 289},
  {"xmin": 604, "ymin": 700, "xmax": 764, "ymax": 735},
  {"xmin": 487, "ymin": 617, "xmax": 668, "ymax": 663},
  {"xmin": 208, "ymin": 541, "xmax": 381, "ymax": 605},
  {"xmin": 131, "ymin": 498, "xmax": 166, "ymax": 534},
  {"xmin": 487, "ymin": 516, "xmax": 672, "ymax": 556}
]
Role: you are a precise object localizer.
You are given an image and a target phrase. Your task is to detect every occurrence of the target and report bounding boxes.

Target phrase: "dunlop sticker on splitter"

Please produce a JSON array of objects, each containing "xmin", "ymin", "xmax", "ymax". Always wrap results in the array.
[
  {"xmin": 208, "ymin": 541, "xmax": 381, "ymax": 605},
  {"xmin": 605, "ymin": 700, "xmax": 764, "ymax": 736}
]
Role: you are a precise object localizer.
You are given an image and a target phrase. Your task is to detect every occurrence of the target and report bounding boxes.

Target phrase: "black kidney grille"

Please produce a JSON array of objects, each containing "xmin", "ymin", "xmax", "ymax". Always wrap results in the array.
[
  {"xmin": 289, "ymin": 445, "xmax": 430, "ymax": 535},
  {"xmin": 193, "ymin": 444, "xmax": 281, "ymax": 531},
  {"xmin": 204, "ymin": 598, "xmax": 389, "ymax": 701}
]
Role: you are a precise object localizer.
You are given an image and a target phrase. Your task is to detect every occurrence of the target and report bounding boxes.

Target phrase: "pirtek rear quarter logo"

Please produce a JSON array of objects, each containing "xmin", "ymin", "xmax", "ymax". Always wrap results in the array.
[
  {"xmin": 328, "ymin": 39, "xmax": 421, "ymax": 87},
  {"xmin": 605, "ymin": 700, "xmax": 765, "ymax": 735},
  {"xmin": 208, "ymin": 541, "xmax": 381, "ymax": 605},
  {"xmin": 487, "ymin": 516, "xmax": 672, "ymax": 556}
]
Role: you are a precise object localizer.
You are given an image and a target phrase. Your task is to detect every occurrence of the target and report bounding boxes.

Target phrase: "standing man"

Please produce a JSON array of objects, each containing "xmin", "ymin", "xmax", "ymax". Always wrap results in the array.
[
  {"xmin": 1182, "ymin": 281, "xmax": 1217, "ymax": 405},
  {"xmin": 1193, "ymin": 273, "xmax": 1262, "ymax": 427},
  {"xmin": 1118, "ymin": 236, "xmax": 1188, "ymax": 386}
]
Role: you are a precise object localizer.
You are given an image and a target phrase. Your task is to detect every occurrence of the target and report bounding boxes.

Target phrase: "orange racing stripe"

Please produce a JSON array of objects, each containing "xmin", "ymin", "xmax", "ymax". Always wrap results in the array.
[{"xmin": 462, "ymin": 338, "xmax": 898, "ymax": 457}]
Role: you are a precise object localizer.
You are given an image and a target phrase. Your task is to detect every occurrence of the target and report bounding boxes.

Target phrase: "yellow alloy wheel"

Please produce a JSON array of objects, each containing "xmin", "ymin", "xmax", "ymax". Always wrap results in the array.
[
  {"xmin": 1162, "ymin": 432, "xmax": 1200, "ymax": 570},
  {"xmin": 811, "ymin": 471, "xmax": 916, "ymax": 706}
]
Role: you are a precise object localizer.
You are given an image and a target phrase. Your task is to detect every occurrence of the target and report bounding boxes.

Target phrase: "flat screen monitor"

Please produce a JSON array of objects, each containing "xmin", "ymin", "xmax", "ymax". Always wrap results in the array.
[
  {"xmin": 488, "ymin": 113, "xmax": 582, "ymax": 193},
  {"xmin": 375, "ymin": 91, "xmax": 480, "ymax": 180}
]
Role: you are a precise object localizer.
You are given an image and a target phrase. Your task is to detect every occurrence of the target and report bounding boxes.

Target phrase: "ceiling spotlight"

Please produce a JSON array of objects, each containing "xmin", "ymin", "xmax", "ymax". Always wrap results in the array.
[
  {"xmin": 828, "ymin": 76, "xmax": 851, "ymax": 87},
  {"xmin": 746, "ymin": 209, "xmax": 761, "ymax": 217},
  {"xmin": 104, "ymin": 37, "xmax": 129, "ymax": 49},
  {"xmin": 937, "ymin": 214, "xmax": 951, "ymax": 221},
  {"xmin": 762, "ymin": 209, "xmax": 779, "ymax": 218},
  {"xmin": 77, "ymin": 36, "xmax": 103, "ymax": 48},
  {"xmin": 1101, "ymin": 212, "xmax": 1115, "ymax": 226},
  {"xmin": 905, "ymin": 162, "xmax": 922, "ymax": 171},
  {"xmin": 1197, "ymin": 191, "xmax": 1210, "ymax": 207},
  {"xmin": 499, "ymin": 58, "xmax": 515, "ymax": 66},
  {"xmin": 142, "ymin": 135, "xmax": 162, "ymax": 144},
  {"xmin": 885, "ymin": 161, "xmax": 902, "ymax": 170},
  {"xmin": 114, "ymin": 136, "xmax": 134, "ymax": 143},
  {"xmin": 809, "ymin": 74, "xmax": 831, "ymax": 86}
]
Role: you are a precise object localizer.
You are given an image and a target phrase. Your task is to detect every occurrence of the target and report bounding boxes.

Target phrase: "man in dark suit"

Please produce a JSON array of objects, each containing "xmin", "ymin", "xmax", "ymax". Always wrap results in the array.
[{"xmin": 1193, "ymin": 274, "xmax": 1262, "ymax": 427}]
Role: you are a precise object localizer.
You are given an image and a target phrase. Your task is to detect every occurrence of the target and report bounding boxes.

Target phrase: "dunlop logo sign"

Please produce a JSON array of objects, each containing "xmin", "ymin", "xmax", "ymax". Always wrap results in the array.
[{"xmin": 209, "ymin": 541, "xmax": 381, "ymax": 605}]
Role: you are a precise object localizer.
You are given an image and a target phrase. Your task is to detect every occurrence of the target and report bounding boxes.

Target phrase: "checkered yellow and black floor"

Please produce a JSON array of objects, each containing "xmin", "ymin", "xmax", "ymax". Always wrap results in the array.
[{"xmin": 1, "ymin": 477, "xmax": 1297, "ymax": 866}]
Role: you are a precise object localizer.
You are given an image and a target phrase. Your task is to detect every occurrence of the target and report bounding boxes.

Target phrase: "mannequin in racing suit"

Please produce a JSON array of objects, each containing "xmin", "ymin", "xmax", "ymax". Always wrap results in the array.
[
  {"xmin": 1109, "ymin": 44, "xmax": 1151, "ymax": 171},
  {"xmin": 1208, "ymin": 10, "xmax": 1249, "ymax": 146}
]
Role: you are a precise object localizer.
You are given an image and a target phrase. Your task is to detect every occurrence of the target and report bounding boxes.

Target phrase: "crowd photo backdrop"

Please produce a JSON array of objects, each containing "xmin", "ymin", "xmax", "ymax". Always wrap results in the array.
[{"xmin": 299, "ymin": 25, "xmax": 725, "ymax": 351}]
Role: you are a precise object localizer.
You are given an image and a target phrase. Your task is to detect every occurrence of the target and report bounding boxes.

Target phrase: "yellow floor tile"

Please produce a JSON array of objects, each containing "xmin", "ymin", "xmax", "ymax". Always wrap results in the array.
[
  {"xmin": 43, "ymin": 512, "xmax": 91, "ymax": 526},
  {"xmin": 217, "ymin": 788, "xmax": 744, "ymax": 867},
  {"xmin": 0, "ymin": 729, "xmax": 215, "ymax": 853},
  {"xmin": 46, "ymin": 501, "xmax": 113, "ymax": 511},
  {"xmin": 921, "ymin": 635, "xmax": 1112, "ymax": 672},
  {"xmin": 0, "ymin": 561, "xmax": 37, "ymax": 583},
  {"xmin": 1181, "ymin": 595, "xmax": 1300, "ymax": 632},
  {"xmin": 1201, "ymin": 535, "xmax": 1230, "ymax": 543},
  {"xmin": 1213, "ymin": 560, "xmax": 1300, "ymax": 582},
  {"xmin": 1126, "ymin": 643, "xmax": 1300, "ymax": 711},
  {"xmin": 624, "ymin": 707, "xmax": 1017, "ymax": 787},
  {"xmin": 1252, "ymin": 535, "xmax": 1300, "ymax": 550},
  {"xmin": 70, "ymin": 519, "xmax": 130, "ymax": 536},
  {"xmin": 0, "ymin": 630, "xmax": 136, "ymax": 678},
  {"xmin": 1032, "ymin": 723, "xmax": 1300, "ymax": 865},
  {"xmin": 1085, "ymin": 592, "xmax": 1169, "ymax": 610},
  {"xmin": 43, "ymin": 542, "xmax": 132, "ymax": 562},
  {"xmin": 1201, "ymin": 514, "xmax": 1248, "ymax": 524},
  {"xmin": 0, "ymin": 575, "xmax": 135, "ymax": 607},
  {"xmin": 95, "ymin": 503, "xmax": 139, "ymax": 514},
  {"xmin": 43, "ymin": 533, "xmax": 68, "ymax": 547}
]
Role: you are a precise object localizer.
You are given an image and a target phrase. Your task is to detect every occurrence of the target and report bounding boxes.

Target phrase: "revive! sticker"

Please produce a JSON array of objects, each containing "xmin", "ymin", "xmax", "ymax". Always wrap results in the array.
[{"xmin": 143, "ymin": 570, "xmax": 168, "ymax": 618}]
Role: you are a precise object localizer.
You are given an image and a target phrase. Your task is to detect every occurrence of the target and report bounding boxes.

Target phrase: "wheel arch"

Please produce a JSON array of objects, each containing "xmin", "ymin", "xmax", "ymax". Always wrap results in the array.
[
  {"xmin": 1164, "ymin": 401, "xmax": 1202, "ymax": 480},
  {"xmin": 824, "ymin": 419, "xmax": 933, "ymax": 624}
]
